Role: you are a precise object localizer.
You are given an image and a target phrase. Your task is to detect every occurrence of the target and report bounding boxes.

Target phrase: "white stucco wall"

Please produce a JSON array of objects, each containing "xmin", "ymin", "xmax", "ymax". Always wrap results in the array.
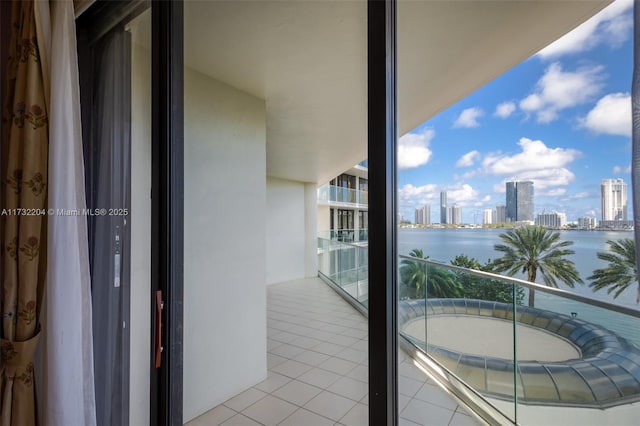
[
  {"xmin": 130, "ymin": 42, "xmax": 151, "ymax": 426},
  {"xmin": 183, "ymin": 67, "xmax": 267, "ymax": 421},
  {"xmin": 304, "ymin": 183, "xmax": 318, "ymax": 277},
  {"xmin": 266, "ymin": 177, "xmax": 305, "ymax": 284},
  {"xmin": 317, "ymin": 204, "xmax": 330, "ymax": 235}
]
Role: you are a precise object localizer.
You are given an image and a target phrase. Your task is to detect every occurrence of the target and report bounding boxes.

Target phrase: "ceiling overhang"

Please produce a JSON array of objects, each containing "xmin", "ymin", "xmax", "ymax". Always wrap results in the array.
[{"xmin": 182, "ymin": 0, "xmax": 612, "ymax": 184}]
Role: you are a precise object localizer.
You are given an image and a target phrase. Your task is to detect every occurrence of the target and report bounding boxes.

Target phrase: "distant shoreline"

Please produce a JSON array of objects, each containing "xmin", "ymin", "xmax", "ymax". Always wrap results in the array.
[{"xmin": 399, "ymin": 224, "xmax": 634, "ymax": 232}]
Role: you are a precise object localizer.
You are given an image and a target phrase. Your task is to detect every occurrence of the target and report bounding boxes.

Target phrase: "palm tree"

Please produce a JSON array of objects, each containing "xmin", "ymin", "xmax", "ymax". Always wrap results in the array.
[
  {"xmin": 400, "ymin": 249, "xmax": 427, "ymax": 299},
  {"xmin": 400, "ymin": 249, "xmax": 462, "ymax": 299},
  {"xmin": 492, "ymin": 226, "xmax": 583, "ymax": 307},
  {"xmin": 588, "ymin": 238, "xmax": 638, "ymax": 303}
]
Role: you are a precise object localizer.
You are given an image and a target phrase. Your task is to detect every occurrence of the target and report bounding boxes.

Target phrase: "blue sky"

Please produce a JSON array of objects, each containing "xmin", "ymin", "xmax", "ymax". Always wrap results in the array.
[{"xmin": 398, "ymin": 0, "xmax": 633, "ymax": 224}]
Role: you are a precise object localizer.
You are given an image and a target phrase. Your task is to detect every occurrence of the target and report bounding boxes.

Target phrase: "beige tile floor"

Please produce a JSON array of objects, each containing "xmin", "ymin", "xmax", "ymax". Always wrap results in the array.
[{"xmin": 186, "ymin": 278, "xmax": 480, "ymax": 426}]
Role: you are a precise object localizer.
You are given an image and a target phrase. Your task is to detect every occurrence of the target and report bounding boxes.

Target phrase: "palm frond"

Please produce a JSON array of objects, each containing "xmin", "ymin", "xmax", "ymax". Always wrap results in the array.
[{"xmin": 588, "ymin": 238, "xmax": 638, "ymax": 302}]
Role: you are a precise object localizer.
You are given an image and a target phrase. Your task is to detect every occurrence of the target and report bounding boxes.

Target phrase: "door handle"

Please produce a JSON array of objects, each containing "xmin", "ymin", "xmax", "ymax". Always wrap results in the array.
[{"xmin": 155, "ymin": 290, "xmax": 163, "ymax": 368}]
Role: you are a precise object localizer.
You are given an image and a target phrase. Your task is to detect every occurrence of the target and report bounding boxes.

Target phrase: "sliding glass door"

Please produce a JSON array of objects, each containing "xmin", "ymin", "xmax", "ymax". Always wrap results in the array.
[
  {"xmin": 77, "ymin": 3, "xmax": 157, "ymax": 425},
  {"xmin": 76, "ymin": 1, "xmax": 404, "ymax": 425}
]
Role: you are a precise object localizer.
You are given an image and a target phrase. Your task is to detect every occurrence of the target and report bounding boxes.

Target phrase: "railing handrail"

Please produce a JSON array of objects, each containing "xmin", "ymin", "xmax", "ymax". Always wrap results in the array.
[
  {"xmin": 318, "ymin": 236, "xmax": 368, "ymax": 249},
  {"xmin": 317, "ymin": 184, "xmax": 368, "ymax": 200},
  {"xmin": 318, "ymin": 183, "xmax": 368, "ymax": 191},
  {"xmin": 319, "ymin": 228, "xmax": 369, "ymax": 231},
  {"xmin": 399, "ymin": 254, "xmax": 640, "ymax": 319}
]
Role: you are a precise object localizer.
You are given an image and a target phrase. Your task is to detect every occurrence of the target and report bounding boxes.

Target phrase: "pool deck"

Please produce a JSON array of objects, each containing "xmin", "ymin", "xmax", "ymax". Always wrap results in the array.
[{"xmin": 404, "ymin": 315, "xmax": 581, "ymax": 361}]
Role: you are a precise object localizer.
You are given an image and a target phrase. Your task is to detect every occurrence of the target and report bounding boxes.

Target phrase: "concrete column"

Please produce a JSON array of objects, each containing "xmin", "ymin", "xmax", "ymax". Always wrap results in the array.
[
  {"xmin": 353, "ymin": 209, "xmax": 360, "ymax": 241},
  {"xmin": 304, "ymin": 183, "xmax": 318, "ymax": 277}
]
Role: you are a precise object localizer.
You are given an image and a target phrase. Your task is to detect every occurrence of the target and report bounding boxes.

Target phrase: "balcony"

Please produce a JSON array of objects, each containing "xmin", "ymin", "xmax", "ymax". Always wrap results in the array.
[
  {"xmin": 318, "ymin": 239, "xmax": 640, "ymax": 425},
  {"xmin": 186, "ymin": 278, "xmax": 477, "ymax": 425},
  {"xmin": 317, "ymin": 184, "xmax": 368, "ymax": 208}
]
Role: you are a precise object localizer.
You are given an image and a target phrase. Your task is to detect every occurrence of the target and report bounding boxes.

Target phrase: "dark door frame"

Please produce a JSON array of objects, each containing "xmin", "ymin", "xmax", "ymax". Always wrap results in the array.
[
  {"xmin": 76, "ymin": 1, "xmax": 184, "ymax": 424},
  {"xmin": 150, "ymin": 1, "xmax": 184, "ymax": 425},
  {"xmin": 368, "ymin": 0, "xmax": 398, "ymax": 424}
]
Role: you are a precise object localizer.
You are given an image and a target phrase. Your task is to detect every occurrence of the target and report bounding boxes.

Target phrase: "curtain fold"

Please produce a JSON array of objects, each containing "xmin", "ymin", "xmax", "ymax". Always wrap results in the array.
[
  {"xmin": 1, "ymin": 1, "xmax": 49, "ymax": 425},
  {"xmin": 43, "ymin": 0, "xmax": 96, "ymax": 424},
  {"xmin": 1, "ymin": 1, "xmax": 97, "ymax": 424}
]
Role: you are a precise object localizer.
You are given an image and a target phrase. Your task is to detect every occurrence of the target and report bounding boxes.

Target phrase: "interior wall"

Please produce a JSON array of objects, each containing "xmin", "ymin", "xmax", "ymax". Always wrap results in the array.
[
  {"xmin": 183, "ymin": 66, "xmax": 267, "ymax": 421},
  {"xmin": 129, "ymin": 41, "xmax": 151, "ymax": 426},
  {"xmin": 266, "ymin": 177, "xmax": 305, "ymax": 284}
]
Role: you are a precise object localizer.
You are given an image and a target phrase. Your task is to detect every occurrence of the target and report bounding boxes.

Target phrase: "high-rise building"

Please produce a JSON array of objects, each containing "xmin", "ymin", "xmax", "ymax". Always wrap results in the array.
[
  {"xmin": 483, "ymin": 209, "xmax": 493, "ymax": 225},
  {"xmin": 495, "ymin": 205, "xmax": 506, "ymax": 223},
  {"xmin": 578, "ymin": 217, "xmax": 598, "ymax": 229},
  {"xmin": 506, "ymin": 181, "xmax": 534, "ymax": 222},
  {"xmin": 414, "ymin": 204, "xmax": 430, "ymax": 225},
  {"xmin": 505, "ymin": 182, "xmax": 517, "ymax": 222},
  {"xmin": 517, "ymin": 181, "xmax": 534, "ymax": 221},
  {"xmin": 450, "ymin": 204, "xmax": 462, "ymax": 225},
  {"xmin": 601, "ymin": 179, "xmax": 628, "ymax": 221},
  {"xmin": 414, "ymin": 208, "xmax": 423, "ymax": 225},
  {"xmin": 535, "ymin": 211, "xmax": 567, "ymax": 228},
  {"xmin": 440, "ymin": 191, "xmax": 447, "ymax": 224}
]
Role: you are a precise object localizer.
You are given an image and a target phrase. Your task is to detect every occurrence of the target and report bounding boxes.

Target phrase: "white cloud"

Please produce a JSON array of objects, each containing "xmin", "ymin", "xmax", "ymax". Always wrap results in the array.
[
  {"xmin": 447, "ymin": 184, "xmax": 481, "ymax": 205},
  {"xmin": 580, "ymin": 93, "xmax": 631, "ymax": 137},
  {"xmin": 398, "ymin": 183, "xmax": 438, "ymax": 210},
  {"xmin": 483, "ymin": 138, "xmax": 581, "ymax": 195},
  {"xmin": 398, "ymin": 128, "xmax": 434, "ymax": 169},
  {"xmin": 613, "ymin": 164, "xmax": 631, "ymax": 174},
  {"xmin": 538, "ymin": 0, "xmax": 632, "ymax": 58},
  {"xmin": 494, "ymin": 101, "xmax": 516, "ymax": 119},
  {"xmin": 492, "ymin": 182, "xmax": 507, "ymax": 193},
  {"xmin": 545, "ymin": 188, "xmax": 567, "ymax": 197},
  {"xmin": 568, "ymin": 192, "xmax": 590, "ymax": 200},
  {"xmin": 453, "ymin": 170, "xmax": 478, "ymax": 181},
  {"xmin": 453, "ymin": 107, "xmax": 484, "ymax": 128},
  {"xmin": 460, "ymin": 170, "xmax": 477, "ymax": 180},
  {"xmin": 520, "ymin": 63, "xmax": 604, "ymax": 123},
  {"xmin": 456, "ymin": 150, "xmax": 481, "ymax": 168},
  {"xmin": 483, "ymin": 138, "xmax": 580, "ymax": 175}
]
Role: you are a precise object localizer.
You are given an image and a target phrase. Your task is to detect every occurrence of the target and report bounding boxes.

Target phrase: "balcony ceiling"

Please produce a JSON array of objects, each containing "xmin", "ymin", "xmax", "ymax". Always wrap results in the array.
[{"xmin": 182, "ymin": 0, "xmax": 610, "ymax": 184}]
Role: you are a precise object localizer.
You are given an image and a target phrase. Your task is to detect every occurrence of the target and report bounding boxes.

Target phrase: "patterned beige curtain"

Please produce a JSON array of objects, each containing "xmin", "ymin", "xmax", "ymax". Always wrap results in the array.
[{"xmin": 1, "ymin": 1, "xmax": 48, "ymax": 425}]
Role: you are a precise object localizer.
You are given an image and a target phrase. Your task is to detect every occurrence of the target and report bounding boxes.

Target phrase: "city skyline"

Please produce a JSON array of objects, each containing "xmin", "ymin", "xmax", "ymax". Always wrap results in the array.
[
  {"xmin": 398, "ymin": 0, "xmax": 633, "ymax": 224},
  {"xmin": 409, "ymin": 177, "xmax": 629, "ymax": 225}
]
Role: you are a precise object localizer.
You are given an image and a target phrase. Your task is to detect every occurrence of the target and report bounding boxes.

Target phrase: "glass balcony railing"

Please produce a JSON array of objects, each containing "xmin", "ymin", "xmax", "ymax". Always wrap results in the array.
[
  {"xmin": 317, "ymin": 237, "xmax": 368, "ymax": 306},
  {"xmin": 398, "ymin": 254, "xmax": 640, "ymax": 425},
  {"xmin": 317, "ymin": 184, "xmax": 368, "ymax": 205},
  {"xmin": 317, "ymin": 229, "xmax": 368, "ymax": 243},
  {"xmin": 317, "ymin": 242, "xmax": 640, "ymax": 425}
]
